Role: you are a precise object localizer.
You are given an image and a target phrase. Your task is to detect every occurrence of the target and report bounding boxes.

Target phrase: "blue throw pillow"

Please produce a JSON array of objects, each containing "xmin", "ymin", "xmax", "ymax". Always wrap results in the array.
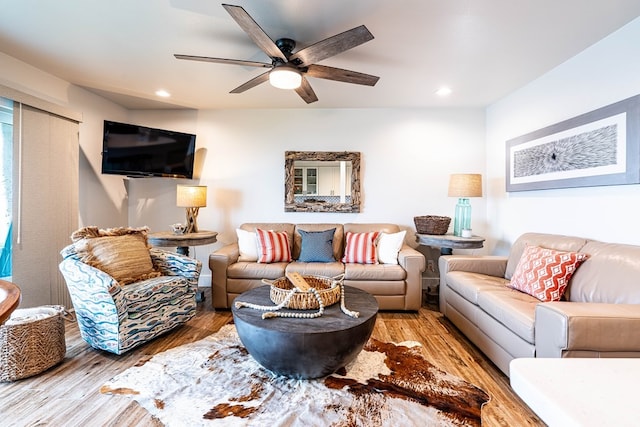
[{"xmin": 298, "ymin": 228, "xmax": 336, "ymax": 262}]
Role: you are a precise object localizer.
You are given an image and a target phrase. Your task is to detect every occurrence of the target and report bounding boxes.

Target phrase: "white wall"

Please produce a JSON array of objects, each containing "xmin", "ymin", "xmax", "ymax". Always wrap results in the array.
[
  {"xmin": 0, "ymin": 52, "xmax": 131, "ymax": 228},
  {"xmin": 127, "ymin": 107, "xmax": 487, "ymax": 284},
  {"xmin": 486, "ymin": 17, "xmax": 640, "ymax": 254}
]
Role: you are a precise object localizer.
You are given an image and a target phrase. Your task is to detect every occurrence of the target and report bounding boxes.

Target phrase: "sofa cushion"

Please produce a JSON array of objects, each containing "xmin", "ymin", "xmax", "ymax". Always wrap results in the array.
[
  {"xmin": 344, "ymin": 263, "xmax": 406, "ymax": 281},
  {"xmin": 227, "ymin": 261, "xmax": 287, "ymax": 280},
  {"xmin": 343, "ymin": 223, "xmax": 400, "ymax": 235},
  {"xmin": 297, "ymin": 228, "xmax": 336, "ymax": 262},
  {"xmin": 345, "ymin": 280, "xmax": 406, "ymax": 296},
  {"xmin": 236, "ymin": 228, "xmax": 259, "ymax": 262},
  {"xmin": 446, "ymin": 271, "xmax": 510, "ymax": 305},
  {"xmin": 256, "ymin": 229, "xmax": 292, "ymax": 263},
  {"xmin": 377, "ymin": 230, "xmax": 406, "ymax": 265},
  {"xmin": 342, "ymin": 231, "xmax": 380, "ymax": 264},
  {"xmin": 477, "ymin": 288, "xmax": 538, "ymax": 344},
  {"xmin": 122, "ymin": 275, "xmax": 191, "ymax": 314},
  {"xmin": 566, "ymin": 241, "xmax": 640, "ymax": 304},
  {"xmin": 286, "ymin": 261, "xmax": 345, "ymax": 278},
  {"xmin": 509, "ymin": 245, "xmax": 588, "ymax": 302}
]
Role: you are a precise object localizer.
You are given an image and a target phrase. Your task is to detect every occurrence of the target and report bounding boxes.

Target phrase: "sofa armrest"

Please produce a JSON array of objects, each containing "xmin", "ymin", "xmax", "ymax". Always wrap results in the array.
[
  {"xmin": 209, "ymin": 243, "xmax": 240, "ymax": 309},
  {"xmin": 438, "ymin": 255, "xmax": 508, "ymax": 313},
  {"xmin": 150, "ymin": 248, "xmax": 202, "ymax": 290},
  {"xmin": 397, "ymin": 244, "xmax": 426, "ymax": 310},
  {"xmin": 536, "ymin": 302, "xmax": 640, "ymax": 357},
  {"xmin": 438, "ymin": 255, "xmax": 508, "ymax": 277}
]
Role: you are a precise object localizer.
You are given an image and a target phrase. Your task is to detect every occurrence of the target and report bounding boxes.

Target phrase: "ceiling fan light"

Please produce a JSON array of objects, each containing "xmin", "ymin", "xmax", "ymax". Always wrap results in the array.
[{"xmin": 269, "ymin": 66, "xmax": 302, "ymax": 90}]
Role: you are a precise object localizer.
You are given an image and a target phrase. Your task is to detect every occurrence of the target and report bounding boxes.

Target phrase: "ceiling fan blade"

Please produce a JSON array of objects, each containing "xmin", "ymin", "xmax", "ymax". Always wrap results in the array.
[
  {"xmin": 222, "ymin": 4, "xmax": 287, "ymax": 61},
  {"xmin": 229, "ymin": 70, "xmax": 271, "ymax": 93},
  {"xmin": 289, "ymin": 25, "xmax": 374, "ymax": 66},
  {"xmin": 306, "ymin": 64, "xmax": 379, "ymax": 86},
  {"xmin": 174, "ymin": 54, "xmax": 272, "ymax": 68},
  {"xmin": 294, "ymin": 77, "xmax": 319, "ymax": 104}
]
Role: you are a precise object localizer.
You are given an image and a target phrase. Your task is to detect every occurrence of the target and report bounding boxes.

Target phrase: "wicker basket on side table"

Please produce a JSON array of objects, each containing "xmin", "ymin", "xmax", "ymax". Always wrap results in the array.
[{"xmin": 414, "ymin": 216, "xmax": 451, "ymax": 235}]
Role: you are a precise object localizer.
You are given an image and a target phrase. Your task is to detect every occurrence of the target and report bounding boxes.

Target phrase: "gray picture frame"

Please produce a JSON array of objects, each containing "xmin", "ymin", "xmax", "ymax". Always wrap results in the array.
[{"xmin": 506, "ymin": 95, "xmax": 640, "ymax": 192}]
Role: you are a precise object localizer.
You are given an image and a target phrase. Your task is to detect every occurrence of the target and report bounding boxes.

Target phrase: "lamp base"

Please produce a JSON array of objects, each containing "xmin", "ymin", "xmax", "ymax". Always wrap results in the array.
[
  {"xmin": 453, "ymin": 198, "xmax": 472, "ymax": 237},
  {"xmin": 185, "ymin": 207, "xmax": 200, "ymax": 234}
]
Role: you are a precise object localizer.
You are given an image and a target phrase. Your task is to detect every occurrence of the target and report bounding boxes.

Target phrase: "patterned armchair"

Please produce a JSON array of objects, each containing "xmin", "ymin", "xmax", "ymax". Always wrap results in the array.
[{"xmin": 59, "ymin": 241, "xmax": 201, "ymax": 355}]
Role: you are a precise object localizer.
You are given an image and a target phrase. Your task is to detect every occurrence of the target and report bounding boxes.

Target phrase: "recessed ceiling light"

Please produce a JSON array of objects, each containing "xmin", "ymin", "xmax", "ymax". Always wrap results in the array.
[
  {"xmin": 155, "ymin": 89, "xmax": 171, "ymax": 98},
  {"xmin": 435, "ymin": 87, "xmax": 452, "ymax": 97}
]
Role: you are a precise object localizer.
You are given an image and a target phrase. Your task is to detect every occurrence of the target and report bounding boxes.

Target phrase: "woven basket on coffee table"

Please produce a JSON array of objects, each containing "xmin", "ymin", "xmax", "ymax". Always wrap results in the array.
[
  {"xmin": 267, "ymin": 275, "xmax": 342, "ymax": 309},
  {"xmin": 0, "ymin": 305, "xmax": 66, "ymax": 382}
]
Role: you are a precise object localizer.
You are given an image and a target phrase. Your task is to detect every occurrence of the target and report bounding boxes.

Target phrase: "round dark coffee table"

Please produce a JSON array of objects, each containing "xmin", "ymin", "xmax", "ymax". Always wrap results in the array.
[{"xmin": 232, "ymin": 285, "xmax": 378, "ymax": 379}]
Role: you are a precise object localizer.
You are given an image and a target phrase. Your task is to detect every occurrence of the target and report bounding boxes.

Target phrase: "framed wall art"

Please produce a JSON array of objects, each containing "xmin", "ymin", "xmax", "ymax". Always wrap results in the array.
[{"xmin": 506, "ymin": 94, "xmax": 640, "ymax": 192}]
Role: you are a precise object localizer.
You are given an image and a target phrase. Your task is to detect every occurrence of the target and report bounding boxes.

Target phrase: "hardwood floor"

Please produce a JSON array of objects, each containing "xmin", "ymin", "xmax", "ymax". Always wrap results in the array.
[{"xmin": 0, "ymin": 289, "xmax": 544, "ymax": 426}]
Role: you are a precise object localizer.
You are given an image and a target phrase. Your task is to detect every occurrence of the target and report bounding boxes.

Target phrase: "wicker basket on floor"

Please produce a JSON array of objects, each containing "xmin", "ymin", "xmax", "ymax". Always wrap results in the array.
[
  {"xmin": 266, "ymin": 275, "xmax": 343, "ymax": 310},
  {"xmin": 414, "ymin": 215, "xmax": 451, "ymax": 235},
  {"xmin": 0, "ymin": 305, "xmax": 66, "ymax": 382}
]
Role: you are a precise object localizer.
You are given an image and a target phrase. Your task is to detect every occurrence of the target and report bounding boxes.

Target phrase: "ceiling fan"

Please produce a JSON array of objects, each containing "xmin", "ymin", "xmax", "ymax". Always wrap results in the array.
[{"xmin": 174, "ymin": 3, "xmax": 379, "ymax": 104}]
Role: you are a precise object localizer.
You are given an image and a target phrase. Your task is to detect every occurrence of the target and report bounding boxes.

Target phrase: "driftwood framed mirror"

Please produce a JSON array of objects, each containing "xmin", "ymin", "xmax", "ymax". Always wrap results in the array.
[{"xmin": 285, "ymin": 151, "xmax": 361, "ymax": 212}]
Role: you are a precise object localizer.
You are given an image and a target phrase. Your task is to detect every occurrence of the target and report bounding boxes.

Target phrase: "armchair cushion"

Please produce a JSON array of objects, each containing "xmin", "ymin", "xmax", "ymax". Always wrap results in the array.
[
  {"xmin": 71, "ymin": 226, "xmax": 160, "ymax": 285},
  {"xmin": 123, "ymin": 275, "xmax": 192, "ymax": 314}
]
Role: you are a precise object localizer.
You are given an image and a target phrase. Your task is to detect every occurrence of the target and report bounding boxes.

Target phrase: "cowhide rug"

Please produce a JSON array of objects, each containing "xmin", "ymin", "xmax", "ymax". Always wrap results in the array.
[{"xmin": 100, "ymin": 324, "xmax": 489, "ymax": 426}]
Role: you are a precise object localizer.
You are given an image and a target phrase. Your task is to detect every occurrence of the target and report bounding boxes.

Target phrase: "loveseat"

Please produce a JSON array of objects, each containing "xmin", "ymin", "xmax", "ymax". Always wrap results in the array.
[
  {"xmin": 439, "ymin": 232, "xmax": 640, "ymax": 376},
  {"xmin": 210, "ymin": 223, "xmax": 425, "ymax": 311}
]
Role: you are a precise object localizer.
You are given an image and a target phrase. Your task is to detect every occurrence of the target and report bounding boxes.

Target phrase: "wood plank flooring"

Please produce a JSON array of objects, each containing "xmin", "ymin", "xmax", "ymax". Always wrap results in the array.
[{"xmin": 0, "ymin": 289, "xmax": 544, "ymax": 426}]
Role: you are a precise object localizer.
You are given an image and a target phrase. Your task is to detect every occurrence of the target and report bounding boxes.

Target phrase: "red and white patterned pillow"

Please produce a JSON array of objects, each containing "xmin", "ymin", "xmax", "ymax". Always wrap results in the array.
[
  {"xmin": 342, "ymin": 231, "xmax": 380, "ymax": 264},
  {"xmin": 255, "ymin": 229, "xmax": 292, "ymax": 263},
  {"xmin": 509, "ymin": 245, "xmax": 589, "ymax": 302}
]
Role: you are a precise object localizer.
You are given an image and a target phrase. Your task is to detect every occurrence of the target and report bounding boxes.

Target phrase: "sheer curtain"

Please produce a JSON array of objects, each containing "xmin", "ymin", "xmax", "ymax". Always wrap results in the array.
[{"xmin": 2, "ymin": 85, "xmax": 80, "ymax": 308}]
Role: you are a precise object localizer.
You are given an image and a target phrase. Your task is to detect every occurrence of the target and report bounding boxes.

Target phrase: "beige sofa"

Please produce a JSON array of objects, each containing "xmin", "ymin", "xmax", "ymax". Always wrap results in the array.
[
  {"xmin": 210, "ymin": 223, "xmax": 425, "ymax": 310},
  {"xmin": 439, "ymin": 232, "xmax": 640, "ymax": 376}
]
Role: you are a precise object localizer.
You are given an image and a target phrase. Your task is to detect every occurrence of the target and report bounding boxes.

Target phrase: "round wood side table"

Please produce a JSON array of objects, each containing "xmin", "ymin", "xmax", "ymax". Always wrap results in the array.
[
  {"xmin": 416, "ymin": 233, "xmax": 485, "ymax": 255},
  {"xmin": 148, "ymin": 230, "xmax": 218, "ymax": 302},
  {"xmin": 148, "ymin": 230, "xmax": 218, "ymax": 256}
]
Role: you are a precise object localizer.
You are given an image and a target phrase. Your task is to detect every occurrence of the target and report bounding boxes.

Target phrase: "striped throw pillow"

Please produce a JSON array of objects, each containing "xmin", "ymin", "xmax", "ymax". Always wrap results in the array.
[
  {"xmin": 256, "ymin": 229, "xmax": 292, "ymax": 263},
  {"xmin": 342, "ymin": 231, "xmax": 380, "ymax": 264}
]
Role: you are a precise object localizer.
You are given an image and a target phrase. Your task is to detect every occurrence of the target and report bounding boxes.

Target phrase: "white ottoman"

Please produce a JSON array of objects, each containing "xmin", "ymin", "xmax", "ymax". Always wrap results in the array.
[{"xmin": 510, "ymin": 358, "xmax": 640, "ymax": 427}]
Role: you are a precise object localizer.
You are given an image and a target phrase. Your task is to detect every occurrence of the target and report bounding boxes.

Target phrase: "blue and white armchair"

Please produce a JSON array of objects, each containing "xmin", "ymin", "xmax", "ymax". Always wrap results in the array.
[{"xmin": 59, "ymin": 245, "xmax": 201, "ymax": 354}]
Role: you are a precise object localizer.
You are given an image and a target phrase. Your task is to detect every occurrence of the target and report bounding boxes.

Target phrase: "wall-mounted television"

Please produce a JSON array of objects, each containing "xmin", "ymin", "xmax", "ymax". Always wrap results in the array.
[{"xmin": 101, "ymin": 120, "xmax": 196, "ymax": 179}]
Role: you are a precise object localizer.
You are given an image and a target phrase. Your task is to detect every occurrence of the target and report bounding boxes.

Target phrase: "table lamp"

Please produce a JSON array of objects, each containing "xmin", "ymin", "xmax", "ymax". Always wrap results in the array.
[
  {"xmin": 448, "ymin": 174, "xmax": 482, "ymax": 237},
  {"xmin": 176, "ymin": 185, "xmax": 207, "ymax": 233}
]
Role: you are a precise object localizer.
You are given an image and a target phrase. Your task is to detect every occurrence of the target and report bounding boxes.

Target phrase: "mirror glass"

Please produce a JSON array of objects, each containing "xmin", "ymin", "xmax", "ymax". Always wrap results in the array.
[{"xmin": 285, "ymin": 151, "xmax": 361, "ymax": 212}]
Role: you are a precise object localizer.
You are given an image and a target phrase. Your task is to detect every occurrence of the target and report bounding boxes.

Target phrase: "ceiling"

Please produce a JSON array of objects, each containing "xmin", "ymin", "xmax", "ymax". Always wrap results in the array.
[{"xmin": 1, "ymin": 0, "xmax": 639, "ymax": 110}]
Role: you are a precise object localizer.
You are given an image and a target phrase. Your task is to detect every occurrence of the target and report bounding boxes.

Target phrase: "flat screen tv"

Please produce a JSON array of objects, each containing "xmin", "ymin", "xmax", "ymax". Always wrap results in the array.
[{"xmin": 101, "ymin": 120, "xmax": 196, "ymax": 178}]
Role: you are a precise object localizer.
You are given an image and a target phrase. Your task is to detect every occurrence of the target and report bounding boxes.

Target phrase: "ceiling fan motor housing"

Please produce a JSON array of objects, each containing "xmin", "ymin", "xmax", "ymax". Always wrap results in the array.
[{"xmin": 275, "ymin": 38, "xmax": 296, "ymax": 57}]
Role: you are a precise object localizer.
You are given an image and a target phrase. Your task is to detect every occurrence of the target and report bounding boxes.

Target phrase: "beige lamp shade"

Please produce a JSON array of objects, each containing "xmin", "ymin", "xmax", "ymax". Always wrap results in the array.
[
  {"xmin": 176, "ymin": 185, "xmax": 207, "ymax": 233},
  {"xmin": 448, "ymin": 174, "xmax": 483, "ymax": 198},
  {"xmin": 176, "ymin": 185, "xmax": 207, "ymax": 208}
]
